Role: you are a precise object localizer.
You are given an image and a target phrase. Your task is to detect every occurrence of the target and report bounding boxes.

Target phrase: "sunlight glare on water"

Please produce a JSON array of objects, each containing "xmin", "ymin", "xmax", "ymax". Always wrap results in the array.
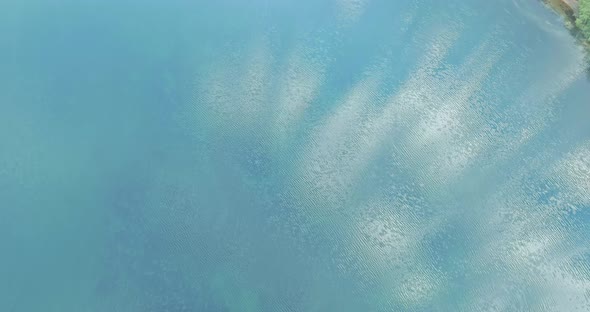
[{"xmin": 1, "ymin": 0, "xmax": 590, "ymax": 311}]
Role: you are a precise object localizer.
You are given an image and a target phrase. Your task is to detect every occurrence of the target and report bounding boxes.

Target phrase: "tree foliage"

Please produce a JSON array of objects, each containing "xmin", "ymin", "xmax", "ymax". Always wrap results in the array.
[{"xmin": 578, "ymin": 0, "xmax": 590, "ymax": 40}]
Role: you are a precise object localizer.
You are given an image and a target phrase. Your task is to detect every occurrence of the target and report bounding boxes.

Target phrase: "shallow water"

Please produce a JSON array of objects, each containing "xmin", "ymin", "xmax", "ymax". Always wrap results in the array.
[{"xmin": 2, "ymin": 0, "xmax": 590, "ymax": 311}]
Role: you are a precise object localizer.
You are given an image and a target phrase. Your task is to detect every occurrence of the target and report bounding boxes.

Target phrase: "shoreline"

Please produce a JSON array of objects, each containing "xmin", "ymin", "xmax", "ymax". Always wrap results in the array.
[
  {"xmin": 545, "ymin": 0, "xmax": 577, "ymax": 24},
  {"xmin": 544, "ymin": 0, "xmax": 590, "ymax": 50},
  {"xmin": 544, "ymin": 0, "xmax": 590, "ymax": 77}
]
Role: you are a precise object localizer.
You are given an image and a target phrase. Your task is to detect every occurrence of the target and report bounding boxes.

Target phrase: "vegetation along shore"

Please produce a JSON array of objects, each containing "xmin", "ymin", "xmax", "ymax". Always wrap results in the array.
[{"xmin": 545, "ymin": 0, "xmax": 590, "ymax": 45}]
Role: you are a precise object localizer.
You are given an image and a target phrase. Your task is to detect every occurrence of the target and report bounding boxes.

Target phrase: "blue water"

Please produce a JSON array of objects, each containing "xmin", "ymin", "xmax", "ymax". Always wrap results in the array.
[{"xmin": 2, "ymin": 0, "xmax": 590, "ymax": 311}]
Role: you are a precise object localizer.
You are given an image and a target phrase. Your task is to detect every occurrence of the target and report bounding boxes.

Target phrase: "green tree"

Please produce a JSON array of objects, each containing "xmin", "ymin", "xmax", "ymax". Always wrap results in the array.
[{"xmin": 578, "ymin": 0, "xmax": 590, "ymax": 40}]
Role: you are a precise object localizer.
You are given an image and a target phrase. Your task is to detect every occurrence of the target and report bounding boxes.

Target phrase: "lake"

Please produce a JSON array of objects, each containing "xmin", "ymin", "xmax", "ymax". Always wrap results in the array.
[{"xmin": 1, "ymin": 0, "xmax": 590, "ymax": 310}]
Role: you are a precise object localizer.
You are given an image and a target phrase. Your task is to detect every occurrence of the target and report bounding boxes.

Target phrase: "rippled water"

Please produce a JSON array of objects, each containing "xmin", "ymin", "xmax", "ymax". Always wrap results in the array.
[{"xmin": 2, "ymin": 0, "xmax": 590, "ymax": 311}]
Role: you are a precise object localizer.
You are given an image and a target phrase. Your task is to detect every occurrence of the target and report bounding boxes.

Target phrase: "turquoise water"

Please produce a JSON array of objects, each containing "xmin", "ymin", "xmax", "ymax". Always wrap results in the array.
[{"xmin": 2, "ymin": 0, "xmax": 590, "ymax": 310}]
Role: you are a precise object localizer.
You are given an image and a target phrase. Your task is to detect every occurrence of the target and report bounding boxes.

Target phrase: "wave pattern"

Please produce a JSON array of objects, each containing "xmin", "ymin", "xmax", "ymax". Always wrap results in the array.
[
  {"xmin": 5, "ymin": 0, "xmax": 583, "ymax": 311},
  {"xmin": 171, "ymin": 0, "xmax": 590, "ymax": 310}
]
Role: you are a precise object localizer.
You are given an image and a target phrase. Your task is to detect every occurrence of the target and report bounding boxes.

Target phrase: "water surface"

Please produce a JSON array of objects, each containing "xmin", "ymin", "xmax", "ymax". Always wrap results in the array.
[{"xmin": 2, "ymin": 0, "xmax": 590, "ymax": 311}]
